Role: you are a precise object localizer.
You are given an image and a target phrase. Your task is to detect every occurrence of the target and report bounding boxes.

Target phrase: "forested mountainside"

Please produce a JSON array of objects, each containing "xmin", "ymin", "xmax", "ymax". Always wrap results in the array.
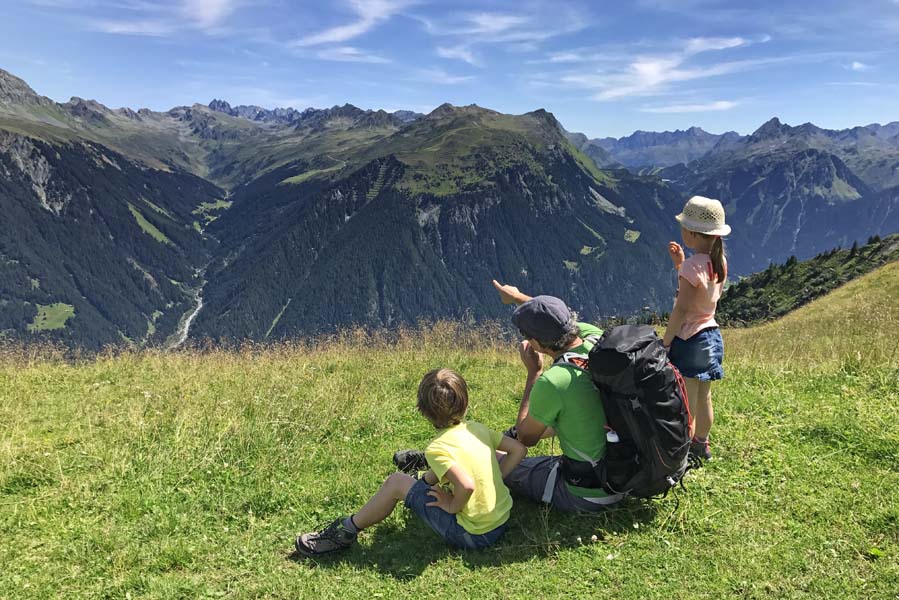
[
  {"xmin": 193, "ymin": 107, "xmax": 684, "ymax": 341},
  {"xmin": 717, "ymin": 234, "xmax": 899, "ymax": 325},
  {"xmin": 0, "ymin": 130, "xmax": 221, "ymax": 348},
  {"xmin": 1, "ymin": 65, "xmax": 897, "ymax": 349}
]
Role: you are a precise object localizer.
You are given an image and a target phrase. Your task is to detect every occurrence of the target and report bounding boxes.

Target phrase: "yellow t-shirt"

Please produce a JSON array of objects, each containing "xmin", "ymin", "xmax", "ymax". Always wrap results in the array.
[{"xmin": 425, "ymin": 420, "xmax": 512, "ymax": 535}]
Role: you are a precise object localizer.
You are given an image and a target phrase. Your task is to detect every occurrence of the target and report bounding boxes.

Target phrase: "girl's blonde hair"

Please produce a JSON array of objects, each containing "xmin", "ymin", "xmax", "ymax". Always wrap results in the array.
[{"xmin": 697, "ymin": 232, "xmax": 727, "ymax": 282}]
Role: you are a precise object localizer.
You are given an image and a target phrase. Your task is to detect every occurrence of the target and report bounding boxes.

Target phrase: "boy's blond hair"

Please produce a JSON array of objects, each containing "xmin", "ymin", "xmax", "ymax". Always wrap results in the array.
[{"xmin": 417, "ymin": 368, "xmax": 469, "ymax": 429}]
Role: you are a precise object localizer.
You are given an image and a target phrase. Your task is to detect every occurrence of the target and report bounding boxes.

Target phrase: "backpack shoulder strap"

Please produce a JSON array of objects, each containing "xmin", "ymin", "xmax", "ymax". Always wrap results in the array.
[
  {"xmin": 583, "ymin": 333, "xmax": 602, "ymax": 345},
  {"xmin": 552, "ymin": 332, "xmax": 603, "ymax": 371},
  {"xmin": 553, "ymin": 352, "xmax": 589, "ymax": 371}
]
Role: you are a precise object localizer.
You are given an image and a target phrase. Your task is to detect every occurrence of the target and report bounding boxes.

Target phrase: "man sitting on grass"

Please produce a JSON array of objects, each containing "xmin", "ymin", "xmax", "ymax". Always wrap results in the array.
[
  {"xmin": 492, "ymin": 280, "xmax": 623, "ymax": 512},
  {"xmin": 295, "ymin": 368, "xmax": 527, "ymax": 556}
]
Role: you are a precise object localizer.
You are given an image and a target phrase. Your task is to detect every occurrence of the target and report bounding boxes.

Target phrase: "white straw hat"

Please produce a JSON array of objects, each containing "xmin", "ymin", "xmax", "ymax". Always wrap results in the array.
[{"xmin": 675, "ymin": 196, "xmax": 731, "ymax": 236}]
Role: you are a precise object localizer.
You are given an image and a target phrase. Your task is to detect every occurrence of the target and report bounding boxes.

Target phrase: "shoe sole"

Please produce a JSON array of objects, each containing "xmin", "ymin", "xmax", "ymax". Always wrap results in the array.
[
  {"xmin": 294, "ymin": 535, "xmax": 351, "ymax": 558},
  {"xmin": 393, "ymin": 451, "xmax": 427, "ymax": 473}
]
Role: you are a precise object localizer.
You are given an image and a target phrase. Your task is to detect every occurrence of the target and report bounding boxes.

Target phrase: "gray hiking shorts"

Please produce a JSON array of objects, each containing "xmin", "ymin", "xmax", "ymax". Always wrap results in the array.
[{"xmin": 506, "ymin": 456, "xmax": 623, "ymax": 513}]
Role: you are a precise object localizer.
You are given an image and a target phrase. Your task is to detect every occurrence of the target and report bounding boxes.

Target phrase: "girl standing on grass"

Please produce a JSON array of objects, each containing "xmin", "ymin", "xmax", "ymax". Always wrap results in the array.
[{"xmin": 662, "ymin": 196, "xmax": 730, "ymax": 461}]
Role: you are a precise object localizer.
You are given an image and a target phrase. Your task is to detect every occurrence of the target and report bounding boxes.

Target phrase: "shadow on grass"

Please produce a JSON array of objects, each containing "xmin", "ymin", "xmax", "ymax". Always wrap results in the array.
[
  {"xmin": 287, "ymin": 496, "xmax": 660, "ymax": 580},
  {"xmin": 797, "ymin": 424, "xmax": 899, "ymax": 472}
]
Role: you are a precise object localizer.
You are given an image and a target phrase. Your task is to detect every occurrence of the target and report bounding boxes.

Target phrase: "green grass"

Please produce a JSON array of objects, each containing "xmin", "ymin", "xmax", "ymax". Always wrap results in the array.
[
  {"xmin": 191, "ymin": 199, "xmax": 234, "ymax": 226},
  {"xmin": 279, "ymin": 167, "xmax": 341, "ymax": 185},
  {"xmin": 624, "ymin": 229, "xmax": 641, "ymax": 243},
  {"xmin": 1, "ymin": 268, "xmax": 898, "ymax": 598},
  {"xmin": 128, "ymin": 203, "xmax": 172, "ymax": 245},
  {"xmin": 25, "ymin": 303, "xmax": 74, "ymax": 331},
  {"xmin": 564, "ymin": 139, "xmax": 617, "ymax": 188},
  {"xmin": 265, "ymin": 299, "xmax": 292, "ymax": 339}
]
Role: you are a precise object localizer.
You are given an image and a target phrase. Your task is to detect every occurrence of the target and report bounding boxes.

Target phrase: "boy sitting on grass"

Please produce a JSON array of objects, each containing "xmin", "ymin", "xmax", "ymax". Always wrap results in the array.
[{"xmin": 295, "ymin": 368, "xmax": 527, "ymax": 555}]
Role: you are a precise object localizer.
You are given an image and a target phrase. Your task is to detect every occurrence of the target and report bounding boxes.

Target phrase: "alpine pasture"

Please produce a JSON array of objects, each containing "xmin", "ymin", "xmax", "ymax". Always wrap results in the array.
[{"xmin": 2, "ymin": 263, "xmax": 898, "ymax": 599}]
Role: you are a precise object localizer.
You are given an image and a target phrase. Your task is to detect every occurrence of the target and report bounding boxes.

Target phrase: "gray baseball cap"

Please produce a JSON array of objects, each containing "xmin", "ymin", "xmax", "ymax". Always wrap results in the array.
[{"xmin": 512, "ymin": 295, "xmax": 572, "ymax": 341}]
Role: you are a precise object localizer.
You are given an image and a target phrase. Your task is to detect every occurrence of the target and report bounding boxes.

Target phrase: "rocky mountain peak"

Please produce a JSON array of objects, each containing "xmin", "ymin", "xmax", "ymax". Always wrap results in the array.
[
  {"xmin": 794, "ymin": 122, "xmax": 825, "ymax": 137},
  {"xmin": 208, "ymin": 99, "xmax": 233, "ymax": 114},
  {"xmin": 0, "ymin": 68, "xmax": 50, "ymax": 106},
  {"xmin": 391, "ymin": 110, "xmax": 424, "ymax": 123},
  {"xmin": 291, "ymin": 103, "xmax": 403, "ymax": 132},
  {"xmin": 424, "ymin": 103, "xmax": 494, "ymax": 121},
  {"xmin": 65, "ymin": 97, "xmax": 111, "ymax": 112},
  {"xmin": 526, "ymin": 108, "xmax": 562, "ymax": 129},
  {"xmin": 751, "ymin": 117, "xmax": 788, "ymax": 141},
  {"xmin": 426, "ymin": 102, "xmax": 458, "ymax": 119},
  {"xmin": 63, "ymin": 97, "xmax": 114, "ymax": 123},
  {"xmin": 207, "ymin": 98, "xmax": 303, "ymax": 124}
]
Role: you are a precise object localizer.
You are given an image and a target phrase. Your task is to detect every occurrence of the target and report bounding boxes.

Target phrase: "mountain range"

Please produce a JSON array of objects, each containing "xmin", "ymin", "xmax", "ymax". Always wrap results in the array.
[{"xmin": 0, "ymin": 66, "xmax": 896, "ymax": 348}]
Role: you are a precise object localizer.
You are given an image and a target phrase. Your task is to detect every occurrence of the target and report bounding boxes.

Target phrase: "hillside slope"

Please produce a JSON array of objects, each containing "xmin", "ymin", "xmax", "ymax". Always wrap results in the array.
[
  {"xmin": 0, "ymin": 130, "xmax": 222, "ymax": 348},
  {"xmin": 718, "ymin": 234, "xmax": 899, "ymax": 325},
  {"xmin": 726, "ymin": 259, "xmax": 899, "ymax": 368},
  {"xmin": 1, "ymin": 269, "xmax": 897, "ymax": 597}
]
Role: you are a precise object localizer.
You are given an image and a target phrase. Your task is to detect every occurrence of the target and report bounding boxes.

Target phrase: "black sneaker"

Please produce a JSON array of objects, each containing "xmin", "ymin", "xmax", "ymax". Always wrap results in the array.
[
  {"xmin": 295, "ymin": 517, "xmax": 357, "ymax": 557},
  {"xmin": 392, "ymin": 449, "xmax": 428, "ymax": 474},
  {"xmin": 689, "ymin": 438, "xmax": 712, "ymax": 462}
]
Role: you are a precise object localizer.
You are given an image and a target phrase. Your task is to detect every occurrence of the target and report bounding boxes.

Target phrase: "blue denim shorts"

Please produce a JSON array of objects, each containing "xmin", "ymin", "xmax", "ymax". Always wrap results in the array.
[
  {"xmin": 404, "ymin": 479, "xmax": 507, "ymax": 550},
  {"xmin": 669, "ymin": 327, "xmax": 724, "ymax": 381}
]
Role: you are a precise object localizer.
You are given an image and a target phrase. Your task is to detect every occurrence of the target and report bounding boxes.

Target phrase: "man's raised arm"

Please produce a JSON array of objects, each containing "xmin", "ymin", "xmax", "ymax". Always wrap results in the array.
[{"xmin": 492, "ymin": 279, "xmax": 533, "ymax": 305}]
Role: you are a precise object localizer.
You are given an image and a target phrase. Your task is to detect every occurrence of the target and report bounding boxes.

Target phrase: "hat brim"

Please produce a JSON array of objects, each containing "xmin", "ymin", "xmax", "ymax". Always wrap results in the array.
[{"xmin": 675, "ymin": 213, "xmax": 731, "ymax": 236}]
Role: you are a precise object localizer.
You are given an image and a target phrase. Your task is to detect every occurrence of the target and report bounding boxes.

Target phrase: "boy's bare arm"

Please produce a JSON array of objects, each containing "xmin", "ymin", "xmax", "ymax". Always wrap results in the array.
[
  {"xmin": 496, "ymin": 436, "xmax": 527, "ymax": 480},
  {"xmin": 426, "ymin": 465, "xmax": 475, "ymax": 514}
]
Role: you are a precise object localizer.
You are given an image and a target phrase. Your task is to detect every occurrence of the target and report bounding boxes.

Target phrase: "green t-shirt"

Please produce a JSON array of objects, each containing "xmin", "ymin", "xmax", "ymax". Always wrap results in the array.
[{"xmin": 529, "ymin": 322, "xmax": 610, "ymax": 498}]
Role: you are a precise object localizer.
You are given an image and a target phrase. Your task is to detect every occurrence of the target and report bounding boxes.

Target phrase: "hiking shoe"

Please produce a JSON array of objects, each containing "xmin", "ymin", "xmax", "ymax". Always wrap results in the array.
[
  {"xmin": 689, "ymin": 438, "xmax": 712, "ymax": 462},
  {"xmin": 295, "ymin": 517, "xmax": 357, "ymax": 557},
  {"xmin": 393, "ymin": 449, "xmax": 428, "ymax": 474}
]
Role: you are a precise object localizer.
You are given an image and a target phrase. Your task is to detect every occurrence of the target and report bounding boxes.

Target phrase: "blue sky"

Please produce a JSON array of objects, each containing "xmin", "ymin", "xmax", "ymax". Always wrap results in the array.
[{"xmin": 3, "ymin": 0, "xmax": 898, "ymax": 137}]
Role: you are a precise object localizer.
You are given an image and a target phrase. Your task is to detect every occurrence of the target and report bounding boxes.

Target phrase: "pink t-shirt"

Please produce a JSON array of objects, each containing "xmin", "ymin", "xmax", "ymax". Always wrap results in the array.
[{"xmin": 675, "ymin": 253, "xmax": 726, "ymax": 340}]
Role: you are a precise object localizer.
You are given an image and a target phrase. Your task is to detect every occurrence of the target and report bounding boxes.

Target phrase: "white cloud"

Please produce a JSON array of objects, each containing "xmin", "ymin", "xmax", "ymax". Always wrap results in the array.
[
  {"xmin": 683, "ymin": 36, "xmax": 746, "ymax": 55},
  {"xmin": 85, "ymin": 0, "xmax": 241, "ymax": 36},
  {"xmin": 316, "ymin": 46, "xmax": 390, "ymax": 63},
  {"xmin": 850, "ymin": 60, "xmax": 872, "ymax": 71},
  {"xmin": 552, "ymin": 36, "xmax": 774, "ymax": 100},
  {"xmin": 546, "ymin": 52, "xmax": 583, "ymax": 63},
  {"xmin": 294, "ymin": 0, "xmax": 413, "ymax": 47},
  {"xmin": 825, "ymin": 81, "xmax": 880, "ymax": 87},
  {"xmin": 437, "ymin": 45, "xmax": 481, "ymax": 67},
  {"xmin": 639, "ymin": 100, "xmax": 739, "ymax": 113},
  {"xmin": 411, "ymin": 68, "xmax": 475, "ymax": 85},
  {"xmin": 182, "ymin": 0, "xmax": 238, "ymax": 29},
  {"xmin": 91, "ymin": 18, "xmax": 178, "ymax": 36},
  {"xmin": 418, "ymin": 7, "xmax": 587, "ymax": 46},
  {"xmin": 462, "ymin": 12, "xmax": 530, "ymax": 35}
]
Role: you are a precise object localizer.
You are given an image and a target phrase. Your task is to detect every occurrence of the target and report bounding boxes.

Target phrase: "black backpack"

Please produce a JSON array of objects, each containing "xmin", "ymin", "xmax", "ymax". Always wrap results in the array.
[{"xmin": 554, "ymin": 325, "xmax": 692, "ymax": 498}]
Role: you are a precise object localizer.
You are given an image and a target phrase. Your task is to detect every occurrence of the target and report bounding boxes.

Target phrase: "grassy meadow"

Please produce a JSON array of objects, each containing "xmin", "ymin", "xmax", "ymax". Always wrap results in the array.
[{"xmin": 2, "ymin": 264, "xmax": 898, "ymax": 599}]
